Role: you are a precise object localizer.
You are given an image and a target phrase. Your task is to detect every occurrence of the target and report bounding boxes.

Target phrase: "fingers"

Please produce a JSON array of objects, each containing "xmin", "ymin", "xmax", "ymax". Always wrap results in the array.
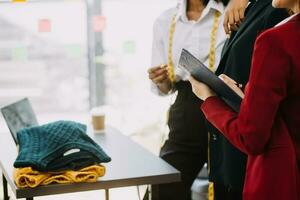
[
  {"xmin": 188, "ymin": 76, "xmax": 196, "ymax": 83},
  {"xmin": 189, "ymin": 76, "xmax": 206, "ymax": 89},
  {"xmin": 238, "ymin": 7, "xmax": 245, "ymax": 22},
  {"xmin": 189, "ymin": 77, "xmax": 199, "ymax": 91},
  {"xmin": 223, "ymin": 12, "xmax": 230, "ymax": 34},
  {"xmin": 230, "ymin": 24, "xmax": 239, "ymax": 32},
  {"xmin": 147, "ymin": 67, "xmax": 158, "ymax": 74},
  {"xmin": 148, "ymin": 65, "xmax": 168, "ymax": 80},
  {"xmin": 228, "ymin": 11, "xmax": 235, "ymax": 32},
  {"xmin": 189, "ymin": 77, "xmax": 201, "ymax": 92},
  {"xmin": 148, "ymin": 64, "xmax": 167, "ymax": 74},
  {"xmin": 152, "ymin": 73, "xmax": 169, "ymax": 84},
  {"xmin": 189, "ymin": 78, "xmax": 217, "ymax": 100},
  {"xmin": 223, "ymin": 0, "xmax": 248, "ymax": 33},
  {"xmin": 234, "ymin": 9, "xmax": 240, "ymax": 24},
  {"xmin": 219, "ymin": 74, "xmax": 237, "ymax": 84},
  {"xmin": 219, "ymin": 74, "xmax": 245, "ymax": 98},
  {"xmin": 223, "ymin": 78, "xmax": 239, "ymax": 92},
  {"xmin": 225, "ymin": 11, "xmax": 239, "ymax": 34},
  {"xmin": 223, "ymin": 78, "xmax": 235, "ymax": 88},
  {"xmin": 148, "ymin": 69, "xmax": 167, "ymax": 80},
  {"xmin": 233, "ymin": 9, "xmax": 242, "ymax": 30}
]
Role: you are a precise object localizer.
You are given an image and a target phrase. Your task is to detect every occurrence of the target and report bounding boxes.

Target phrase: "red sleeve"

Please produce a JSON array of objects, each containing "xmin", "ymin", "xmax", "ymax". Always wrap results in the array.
[{"xmin": 201, "ymin": 30, "xmax": 290, "ymax": 156}]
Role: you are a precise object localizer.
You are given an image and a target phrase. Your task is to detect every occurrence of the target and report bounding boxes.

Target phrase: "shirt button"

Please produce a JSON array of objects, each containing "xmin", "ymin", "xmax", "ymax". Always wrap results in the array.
[{"xmin": 212, "ymin": 135, "xmax": 217, "ymax": 141}]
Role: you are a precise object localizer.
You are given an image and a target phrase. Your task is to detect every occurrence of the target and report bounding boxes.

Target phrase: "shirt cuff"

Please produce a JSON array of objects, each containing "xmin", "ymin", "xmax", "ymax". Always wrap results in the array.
[{"xmin": 150, "ymin": 82, "xmax": 174, "ymax": 96}]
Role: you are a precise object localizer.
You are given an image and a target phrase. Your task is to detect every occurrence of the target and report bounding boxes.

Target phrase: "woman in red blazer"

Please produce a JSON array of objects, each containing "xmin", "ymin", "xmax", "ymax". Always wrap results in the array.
[{"xmin": 189, "ymin": 0, "xmax": 300, "ymax": 199}]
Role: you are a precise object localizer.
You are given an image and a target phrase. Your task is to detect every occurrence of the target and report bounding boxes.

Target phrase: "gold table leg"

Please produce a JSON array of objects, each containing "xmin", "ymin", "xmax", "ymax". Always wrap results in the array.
[{"xmin": 105, "ymin": 189, "xmax": 109, "ymax": 200}]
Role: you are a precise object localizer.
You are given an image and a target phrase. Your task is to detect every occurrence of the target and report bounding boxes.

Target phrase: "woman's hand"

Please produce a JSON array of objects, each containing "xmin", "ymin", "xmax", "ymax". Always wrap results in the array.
[
  {"xmin": 189, "ymin": 76, "xmax": 216, "ymax": 101},
  {"xmin": 219, "ymin": 74, "xmax": 245, "ymax": 98},
  {"xmin": 223, "ymin": 0, "xmax": 249, "ymax": 34},
  {"xmin": 148, "ymin": 64, "xmax": 172, "ymax": 94}
]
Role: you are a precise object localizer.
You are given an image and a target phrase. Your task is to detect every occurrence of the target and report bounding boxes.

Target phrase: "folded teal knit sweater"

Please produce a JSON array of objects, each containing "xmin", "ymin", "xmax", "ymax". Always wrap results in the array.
[{"xmin": 14, "ymin": 120, "xmax": 111, "ymax": 172}]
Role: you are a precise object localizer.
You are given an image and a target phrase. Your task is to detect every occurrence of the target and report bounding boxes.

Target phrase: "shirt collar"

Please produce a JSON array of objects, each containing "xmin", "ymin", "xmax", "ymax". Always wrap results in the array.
[
  {"xmin": 176, "ymin": 0, "xmax": 225, "ymax": 23},
  {"xmin": 275, "ymin": 13, "xmax": 298, "ymax": 27}
]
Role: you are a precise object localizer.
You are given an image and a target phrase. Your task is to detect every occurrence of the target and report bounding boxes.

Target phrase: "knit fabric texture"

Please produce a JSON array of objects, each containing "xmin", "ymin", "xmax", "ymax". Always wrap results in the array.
[
  {"xmin": 14, "ymin": 165, "xmax": 106, "ymax": 188},
  {"xmin": 14, "ymin": 120, "xmax": 111, "ymax": 172}
]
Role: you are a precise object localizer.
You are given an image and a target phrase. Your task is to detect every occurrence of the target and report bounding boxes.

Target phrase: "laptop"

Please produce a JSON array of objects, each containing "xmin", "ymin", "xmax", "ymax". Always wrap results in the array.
[{"xmin": 1, "ymin": 98, "xmax": 39, "ymax": 144}]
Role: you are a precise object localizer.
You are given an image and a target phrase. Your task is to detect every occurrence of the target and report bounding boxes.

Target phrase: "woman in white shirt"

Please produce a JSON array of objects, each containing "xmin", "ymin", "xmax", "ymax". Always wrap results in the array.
[{"xmin": 148, "ymin": 0, "xmax": 228, "ymax": 199}]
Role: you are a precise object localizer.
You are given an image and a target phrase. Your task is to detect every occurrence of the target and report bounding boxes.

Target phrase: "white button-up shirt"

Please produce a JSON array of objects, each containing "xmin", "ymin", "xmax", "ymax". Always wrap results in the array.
[{"xmin": 151, "ymin": 0, "xmax": 227, "ymax": 96}]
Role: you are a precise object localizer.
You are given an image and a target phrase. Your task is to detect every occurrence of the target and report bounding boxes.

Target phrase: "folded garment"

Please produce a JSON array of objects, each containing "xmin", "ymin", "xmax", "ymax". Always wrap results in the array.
[
  {"xmin": 14, "ymin": 165, "xmax": 106, "ymax": 188},
  {"xmin": 14, "ymin": 120, "xmax": 111, "ymax": 172}
]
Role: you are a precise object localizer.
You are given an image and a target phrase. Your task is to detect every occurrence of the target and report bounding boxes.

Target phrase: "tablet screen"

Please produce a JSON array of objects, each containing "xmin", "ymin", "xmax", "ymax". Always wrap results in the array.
[{"xmin": 178, "ymin": 49, "xmax": 242, "ymax": 112}]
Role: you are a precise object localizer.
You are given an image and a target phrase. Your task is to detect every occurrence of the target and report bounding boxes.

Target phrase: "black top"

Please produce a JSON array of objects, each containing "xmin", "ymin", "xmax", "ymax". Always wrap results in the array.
[{"xmin": 208, "ymin": 0, "xmax": 289, "ymax": 190}]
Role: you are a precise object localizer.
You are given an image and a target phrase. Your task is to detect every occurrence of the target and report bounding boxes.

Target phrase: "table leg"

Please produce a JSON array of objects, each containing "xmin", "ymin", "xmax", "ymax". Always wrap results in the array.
[
  {"xmin": 143, "ymin": 186, "xmax": 149, "ymax": 200},
  {"xmin": 105, "ymin": 189, "xmax": 109, "ymax": 200},
  {"xmin": 136, "ymin": 186, "xmax": 141, "ymax": 200},
  {"xmin": 2, "ymin": 174, "xmax": 9, "ymax": 200},
  {"xmin": 26, "ymin": 198, "xmax": 34, "ymax": 200},
  {"xmin": 143, "ymin": 185, "xmax": 159, "ymax": 200},
  {"xmin": 150, "ymin": 185, "xmax": 159, "ymax": 200}
]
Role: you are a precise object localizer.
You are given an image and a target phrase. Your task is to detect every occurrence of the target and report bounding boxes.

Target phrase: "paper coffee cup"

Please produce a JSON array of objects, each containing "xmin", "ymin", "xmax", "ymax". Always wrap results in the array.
[{"xmin": 91, "ymin": 107, "xmax": 105, "ymax": 133}]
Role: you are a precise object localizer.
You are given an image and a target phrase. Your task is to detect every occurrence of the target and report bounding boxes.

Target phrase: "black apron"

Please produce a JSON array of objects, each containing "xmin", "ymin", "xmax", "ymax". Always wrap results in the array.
[
  {"xmin": 161, "ymin": 81, "xmax": 208, "ymax": 155},
  {"xmin": 153, "ymin": 81, "xmax": 208, "ymax": 200}
]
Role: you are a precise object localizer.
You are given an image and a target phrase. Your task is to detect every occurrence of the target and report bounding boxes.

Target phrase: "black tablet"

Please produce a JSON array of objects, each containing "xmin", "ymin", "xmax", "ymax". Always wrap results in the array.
[
  {"xmin": 1, "ymin": 98, "xmax": 39, "ymax": 144},
  {"xmin": 178, "ymin": 49, "xmax": 242, "ymax": 112}
]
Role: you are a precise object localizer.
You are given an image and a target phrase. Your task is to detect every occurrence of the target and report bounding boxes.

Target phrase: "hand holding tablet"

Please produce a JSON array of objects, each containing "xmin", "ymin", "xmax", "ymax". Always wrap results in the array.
[{"xmin": 178, "ymin": 49, "xmax": 243, "ymax": 112}]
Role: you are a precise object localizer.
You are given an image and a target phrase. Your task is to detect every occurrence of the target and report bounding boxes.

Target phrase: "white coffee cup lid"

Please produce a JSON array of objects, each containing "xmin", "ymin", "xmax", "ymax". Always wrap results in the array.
[{"xmin": 90, "ymin": 107, "xmax": 106, "ymax": 115}]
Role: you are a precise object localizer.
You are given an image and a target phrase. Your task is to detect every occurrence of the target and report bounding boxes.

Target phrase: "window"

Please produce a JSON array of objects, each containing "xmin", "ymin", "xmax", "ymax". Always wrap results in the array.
[
  {"xmin": 0, "ymin": 0, "xmax": 176, "ymax": 152},
  {"xmin": 102, "ymin": 0, "xmax": 174, "ymax": 139},
  {"xmin": 0, "ymin": 1, "xmax": 89, "ymax": 114}
]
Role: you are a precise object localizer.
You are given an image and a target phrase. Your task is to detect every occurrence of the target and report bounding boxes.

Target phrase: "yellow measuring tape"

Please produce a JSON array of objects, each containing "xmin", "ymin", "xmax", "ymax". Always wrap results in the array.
[{"xmin": 167, "ymin": 10, "xmax": 221, "ymax": 82}]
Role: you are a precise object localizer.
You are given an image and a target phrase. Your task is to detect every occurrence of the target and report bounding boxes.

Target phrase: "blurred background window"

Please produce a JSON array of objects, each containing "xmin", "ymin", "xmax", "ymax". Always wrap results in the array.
[
  {"xmin": 102, "ymin": 0, "xmax": 174, "ymax": 142},
  {"xmin": 0, "ymin": 0, "xmax": 175, "ymax": 153},
  {"xmin": 0, "ymin": 1, "xmax": 89, "ymax": 113},
  {"xmin": 0, "ymin": 0, "xmax": 184, "ymax": 199}
]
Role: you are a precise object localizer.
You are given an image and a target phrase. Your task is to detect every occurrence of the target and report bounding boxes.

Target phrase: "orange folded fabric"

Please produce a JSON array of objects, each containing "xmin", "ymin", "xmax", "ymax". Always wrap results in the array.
[{"xmin": 14, "ymin": 165, "xmax": 106, "ymax": 188}]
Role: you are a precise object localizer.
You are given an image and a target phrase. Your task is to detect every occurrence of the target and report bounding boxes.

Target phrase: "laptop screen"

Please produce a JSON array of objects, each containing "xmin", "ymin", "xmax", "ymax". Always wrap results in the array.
[{"xmin": 1, "ymin": 98, "xmax": 38, "ymax": 144}]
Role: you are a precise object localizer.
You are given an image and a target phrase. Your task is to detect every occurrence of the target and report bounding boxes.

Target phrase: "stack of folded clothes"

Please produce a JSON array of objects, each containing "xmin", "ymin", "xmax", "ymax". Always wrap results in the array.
[{"xmin": 13, "ymin": 120, "xmax": 111, "ymax": 188}]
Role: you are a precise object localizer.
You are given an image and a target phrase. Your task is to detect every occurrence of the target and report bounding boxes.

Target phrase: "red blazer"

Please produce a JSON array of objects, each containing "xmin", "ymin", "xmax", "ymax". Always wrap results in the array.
[{"xmin": 201, "ymin": 14, "xmax": 300, "ymax": 200}]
